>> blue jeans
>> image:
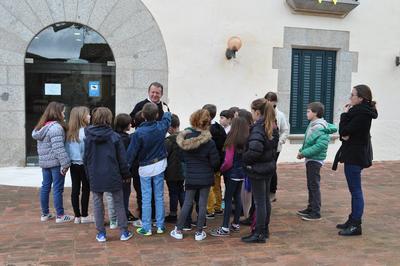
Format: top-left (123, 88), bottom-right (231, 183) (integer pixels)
top-left (344, 164), bottom-right (364, 220)
top-left (41, 166), bottom-right (65, 216)
top-left (140, 172), bottom-right (165, 231)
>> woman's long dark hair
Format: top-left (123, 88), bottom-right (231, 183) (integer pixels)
top-left (354, 84), bottom-right (377, 110)
top-left (35, 101), bottom-right (66, 130)
top-left (224, 117), bottom-right (249, 153)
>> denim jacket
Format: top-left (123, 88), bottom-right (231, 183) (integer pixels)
top-left (127, 112), bottom-right (171, 167)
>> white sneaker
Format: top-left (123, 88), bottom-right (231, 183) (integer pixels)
top-left (110, 220), bottom-right (118, 229)
top-left (56, 214), bottom-right (74, 223)
top-left (81, 215), bottom-right (94, 224)
top-left (132, 219), bottom-right (142, 228)
top-left (170, 227), bottom-right (183, 240)
top-left (195, 231), bottom-right (207, 241)
top-left (40, 213), bottom-right (54, 222)
top-left (74, 217), bottom-right (81, 224)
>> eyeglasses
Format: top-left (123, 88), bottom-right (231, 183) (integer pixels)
top-left (350, 93), bottom-right (358, 98)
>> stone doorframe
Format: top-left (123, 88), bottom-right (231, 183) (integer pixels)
top-left (272, 26), bottom-right (358, 137)
top-left (0, 0), bottom-right (168, 166)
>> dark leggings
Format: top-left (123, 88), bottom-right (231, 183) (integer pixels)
top-left (270, 152), bottom-right (280, 193)
top-left (222, 179), bottom-right (243, 228)
top-left (177, 187), bottom-right (210, 232)
top-left (250, 177), bottom-right (272, 235)
top-left (70, 164), bottom-right (90, 217)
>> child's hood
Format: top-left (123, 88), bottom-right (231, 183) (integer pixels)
top-left (85, 125), bottom-right (115, 143)
top-left (176, 129), bottom-right (212, 151)
top-left (310, 119), bottom-right (337, 135)
top-left (32, 121), bottom-right (57, 141)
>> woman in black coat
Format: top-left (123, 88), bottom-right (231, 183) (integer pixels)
top-left (241, 99), bottom-right (279, 243)
top-left (333, 84), bottom-right (378, 236)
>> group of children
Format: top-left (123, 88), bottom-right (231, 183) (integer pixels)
top-left (32, 91), bottom-right (337, 243)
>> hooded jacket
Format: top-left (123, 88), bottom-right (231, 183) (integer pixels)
top-left (165, 133), bottom-right (185, 182)
top-left (333, 102), bottom-right (378, 169)
top-left (243, 118), bottom-right (279, 180)
top-left (32, 121), bottom-right (70, 169)
top-left (177, 128), bottom-right (220, 189)
top-left (84, 125), bottom-right (130, 192)
top-left (299, 118), bottom-right (337, 161)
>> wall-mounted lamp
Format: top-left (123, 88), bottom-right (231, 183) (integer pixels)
top-left (396, 56), bottom-right (400, 66)
top-left (225, 36), bottom-right (242, 60)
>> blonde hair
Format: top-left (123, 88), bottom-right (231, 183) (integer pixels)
top-left (190, 109), bottom-right (211, 130)
top-left (67, 106), bottom-right (90, 142)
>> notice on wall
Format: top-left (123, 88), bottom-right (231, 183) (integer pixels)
top-left (88, 81), bottom-right (101, 97)
top-left (44, 83), bottom-right (61, 96)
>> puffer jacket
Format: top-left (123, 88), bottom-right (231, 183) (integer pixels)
top-left (177, 128), bottom-right (220, 189)
top-left (299, 119), bottom-right (337, 161)
top-left (243, 118), bottom-right (279, 180)
top-left (32, 121), bottom-right (70, 169)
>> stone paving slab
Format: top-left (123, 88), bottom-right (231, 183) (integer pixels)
top-left (0, 162), bottom-right (399, 265)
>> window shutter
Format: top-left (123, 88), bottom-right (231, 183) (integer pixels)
top-left (290, 49), bottom-right (336, 134)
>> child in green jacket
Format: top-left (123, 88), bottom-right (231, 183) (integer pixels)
top-left (296, 102), bottom-right (337, 221)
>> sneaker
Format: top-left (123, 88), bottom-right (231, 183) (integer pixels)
top-left (206, 213), bottom-right (215, 220)
top-left (56, 214), bottom-right (74, 223)
top-left (40, 213), bottom-right (55, 222)
top-left (120, 231), bottom-right (133, 241)
top-left (191, 221), bottom-right (207, 229)
top-left (136, 227), bottom-right (152, 236)
top-left (157, 227), bottom-right (166, 234)
top-left (81, 215), bottom-right (94, 224)
top-left (230, 223), bottom-right (240, 232)
top-left (296, 208), bottom-right (312, 217)
top-left (210, 227), bottom-right (230, 237)
top-left (182, 224), bottom-right (192, 231)
top-left (195, 231), bottom-right (207, 241)
top-left (96, 232), bottom-right (106, 242)
top-left (165, 215), bottom-right (178, 223)
top-left (132, 219), bottom-right (142, 228)
top-left (301, 213), bottom-right (322, 221)
top-left (127, 212), bottom-right (140, 223)
top-left (214, 210), bottom-right (223, 216)
top-left (170, 227), bottom-right (183, 240)
top-left (110, 220), bottom-right (118, 229)
top-left (74, 217), bottom-right (81, 224)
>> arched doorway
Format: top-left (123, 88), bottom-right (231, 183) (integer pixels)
top-left (25, 22), bottom-right (116, 165)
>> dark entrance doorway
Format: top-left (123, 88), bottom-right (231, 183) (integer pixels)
top-left (25, 22), bottom-right (116, 165)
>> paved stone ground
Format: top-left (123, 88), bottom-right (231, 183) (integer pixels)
top-left (0, 162), bottom-right (399, 266)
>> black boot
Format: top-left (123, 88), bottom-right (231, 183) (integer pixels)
top-left (264, 227), bottom-right (270, 239)
top-left (336, 215), bottom-right (351, 229)
top-left (338, 219), bottom-right (362, 236)
top-left (241, 233), bottom-right (266, 243)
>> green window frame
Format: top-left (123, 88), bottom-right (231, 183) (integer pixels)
top-left (289, 49), bottom-right (336, 134)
